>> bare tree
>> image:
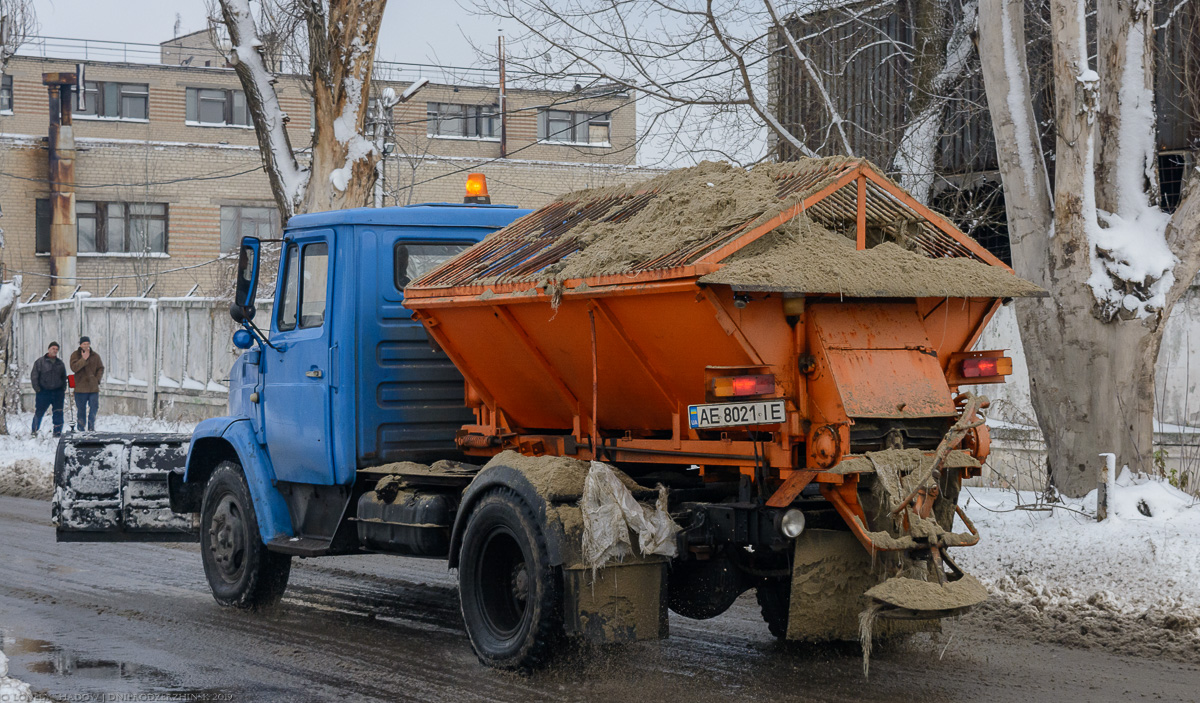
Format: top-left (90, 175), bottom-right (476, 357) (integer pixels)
top-left (0, 0), bottom-right (36, 72)
top-left (477, 0), bottom-right (991, 199)
top-left (477, 0), bottom-right (828, 164)
top-left (978, 0), bottom-right (1200, 496)
top-left (209, 0), bottom-right (387, 221)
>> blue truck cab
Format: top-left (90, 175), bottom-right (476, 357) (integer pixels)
top-left (184, 203), bottom-right (531, 548)
top-left (53, 201), bottom-right (528, 553)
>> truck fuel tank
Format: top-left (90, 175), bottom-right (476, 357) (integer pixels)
top-left (356, 482), bottom-right (455, 557)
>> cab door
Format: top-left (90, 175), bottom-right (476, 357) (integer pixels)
top-left (261, 231), bottom-right (336, 484)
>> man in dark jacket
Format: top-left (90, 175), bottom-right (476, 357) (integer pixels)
top-left (70, 336), bottom-right (104, 431)
top-left (31, 341), bottom-right (67, 436)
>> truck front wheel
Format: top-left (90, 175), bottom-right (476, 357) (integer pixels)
top-left (200, 462), bottom-right (291, 609)
top-left (458, 489), bottom-right (562, 671)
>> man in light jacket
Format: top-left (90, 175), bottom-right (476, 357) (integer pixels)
top-left (30, 341), bottom-right (67, 436)
top-left (70, 336), bottom-right (104, 431)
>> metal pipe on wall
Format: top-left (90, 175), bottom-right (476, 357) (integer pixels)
top-left (43, 71), bottom-right (78, 300)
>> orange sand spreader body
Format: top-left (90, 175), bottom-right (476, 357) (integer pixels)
top-left (404, 159), bottom-right (1034, 558)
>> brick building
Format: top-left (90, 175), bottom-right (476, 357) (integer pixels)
top-left (0, 34), bottom-right (656, 299)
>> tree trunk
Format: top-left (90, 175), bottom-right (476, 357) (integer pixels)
top-left (978, 0), bottom-right (1167, 496)
top-left (0, 280), bottom-right (21, 436)
top-left (1094, 0), bottom-right (1157, 215)
top-left (218, 0), bottom-right (386, 221)
top-left (1019, 289), bottom-right (1161, 495)
top-left (300, 0), bottom-right (386, 213)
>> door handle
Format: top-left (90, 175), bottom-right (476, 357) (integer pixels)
top-left (306, 368), bottom-right (323, 379)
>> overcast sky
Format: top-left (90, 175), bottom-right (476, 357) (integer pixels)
top-left (30, 0), bottom-right (507, 67)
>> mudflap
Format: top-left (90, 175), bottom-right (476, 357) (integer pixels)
top-left (786, 529), bottom-right (936, 642)
top-left (563, 561), bottom-right (670, 644)
top-left (52, 433), bottom-right (198, 542)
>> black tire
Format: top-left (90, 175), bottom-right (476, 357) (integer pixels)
top-left (200, 462), bottom-right (291, 609)
top-left (458, 489), bottom-right (563, 671)
top-left (757, 578), bottom-right (790, 639)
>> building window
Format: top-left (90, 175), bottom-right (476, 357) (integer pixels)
top-left (0, 74), bottom-right (12, 113)
top-left (538, 109), bottom-right (610, 144)
top-left (426, 102), bottom-right (499, 139)
top-left (35, 199), bottom-right (50, 253)
top-left (79, 81), bottom-right (149, 120)
top-left (220, 205), bottom-right (279, 253)
top-left (186, 87), bottom-right (250, 126)
top-left (36, 199), bottom-right (168, 254)
top-left (1159, 153), bottom-right (1190, 213)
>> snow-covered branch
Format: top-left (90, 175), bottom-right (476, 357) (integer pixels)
top-left (218, 0), bottom-right (310, 220)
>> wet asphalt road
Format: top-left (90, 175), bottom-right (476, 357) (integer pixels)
top-left (1, 495), bottom-right (1197, 703)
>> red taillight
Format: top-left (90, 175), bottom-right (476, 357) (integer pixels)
top-left (962, 356), bottom-right (1013, 378)
top-left (714, 374), bottom-right (775, 398)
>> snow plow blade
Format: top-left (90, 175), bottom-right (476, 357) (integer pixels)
top-left (866, 573), bottom-right (988, 618)
top-left (52, 433), bottom-right (198, 542)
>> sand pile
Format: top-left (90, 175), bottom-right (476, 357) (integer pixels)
top-left (486, 158), bottom-right (1042, 298)
top-left (482, 450), bottom-right (652, 502)
top-left (700, 216), bottom-right (1044, 298)
top-left (533, 160), bottom-right (789, 281)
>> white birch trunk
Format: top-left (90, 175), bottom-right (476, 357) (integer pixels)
top-left (978, 0), bottom-right (1200, 496)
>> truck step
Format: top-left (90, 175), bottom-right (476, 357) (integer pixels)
top-left (266, 535), bottom-right (336, 557)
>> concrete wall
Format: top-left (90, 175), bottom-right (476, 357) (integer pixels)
top-left (15, 296), bottom-right (241, 422)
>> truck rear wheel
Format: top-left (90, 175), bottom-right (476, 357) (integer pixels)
top-left (458, 489), bottom-right (562, 671)
top-left (757, 578), bottom-right (790, 639)
top-left (200, 462), bottom-right (291, 609)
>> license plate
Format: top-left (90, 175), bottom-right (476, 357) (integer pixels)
top-left (688, 400), bottom-right (786, 429)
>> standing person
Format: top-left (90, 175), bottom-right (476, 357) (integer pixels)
top-left (30, 341), bottom-right (67, 436)
top-left (70, 336), bottom-right (104, 432)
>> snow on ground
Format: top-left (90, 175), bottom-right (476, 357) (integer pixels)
top-left (0, 651), bottom-right (34, 702)
top-left (958, 472), bottom-right (1200, 660)
top-left (0, 413), bottom-right (197, 500)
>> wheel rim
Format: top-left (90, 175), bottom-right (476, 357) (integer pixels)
top-left (208, 491), bottom-right (247, 584)
top-left (474, 526), bottom-right (530, 640)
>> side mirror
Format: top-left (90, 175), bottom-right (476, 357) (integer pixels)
top-left (231, 237), bottom-right (261, 322)
top-left (232, 329), bottom-right (255, 350)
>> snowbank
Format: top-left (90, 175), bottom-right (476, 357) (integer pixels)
top-left (0, 413), bottom-right (197, 500)
top-left (959, 475), bottom-right (1200, 660)
top-left (0, 651), bottom-right (34, 702)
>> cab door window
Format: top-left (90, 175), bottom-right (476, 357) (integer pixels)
top-left (277, 244), bottom-right (300, 332)
top-left (299, 242), bottom-right (329, 328)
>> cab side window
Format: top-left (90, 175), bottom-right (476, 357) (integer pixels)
top-left (394, 242), bottom-right (471, 290)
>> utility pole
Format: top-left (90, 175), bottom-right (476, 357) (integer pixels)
top-left (43, 71), bottom-right (78, 300)
top-left (498, 33), bottom-right (507, 159)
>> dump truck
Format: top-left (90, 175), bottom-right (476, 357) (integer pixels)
top-left (53, 160), bottom-right (1042, 671)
